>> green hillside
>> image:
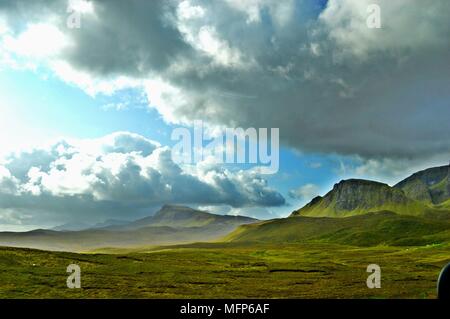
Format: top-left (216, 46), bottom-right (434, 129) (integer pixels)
top-left (225, 211), bottom-right (450, 246)
top-left (292, 179), bottom-right (427, 218)
top-left (395, 165), bottom-right (450, 205)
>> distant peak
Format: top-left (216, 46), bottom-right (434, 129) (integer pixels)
top-left (155, 204), bottom-right (205, 218)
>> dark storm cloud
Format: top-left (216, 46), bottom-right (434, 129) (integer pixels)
top-left (2, 0), bottom-right (449, 159)
top-left (0, 0), bottom-right (193, 75)
top-left (63, 0), bottom-right (194, 76)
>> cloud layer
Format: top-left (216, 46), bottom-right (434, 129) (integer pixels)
top-left (2, 0), bottom-right (449, 160)
top-left (1, 0), bottom-right (449, 226)
top-left (0, 132), bottom-right (284, 226)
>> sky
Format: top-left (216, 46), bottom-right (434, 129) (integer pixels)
top-left (0, 0), bottom-right (449, 230)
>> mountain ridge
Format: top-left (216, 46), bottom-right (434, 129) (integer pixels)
top-left (0, 205), bottom-right (259, 252)
top-left (394, 165), bottom-right (450, 205)
top-left (292, 165), bottom-right (450, 218)
top-left (291, 178), bottom-right (426, 218)
top-left (118, 204), bottom-right (257, 230)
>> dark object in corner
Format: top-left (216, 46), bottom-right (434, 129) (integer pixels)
top-left (438, 263), bottom-right (450, 299)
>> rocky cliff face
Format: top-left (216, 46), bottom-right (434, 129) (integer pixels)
top-left (292, 179), bottom-right (425, 218)
top-left (326, 179), bottom-right (411, 210)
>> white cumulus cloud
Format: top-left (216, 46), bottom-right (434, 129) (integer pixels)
top-left (0, 132), bottom-right (285, 226)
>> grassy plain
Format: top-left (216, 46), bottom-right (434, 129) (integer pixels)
top-left (0, 241), bottom-right (448, 299)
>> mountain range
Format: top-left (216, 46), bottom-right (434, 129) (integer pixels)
top-left (292, 165), bottom-right (450, 218)
top-left (0, 165), bottom-right (449, 252)
top-left (0, 205), bottom-right (257, 251)
top-left (225, 165), bottom-right (450, 245)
